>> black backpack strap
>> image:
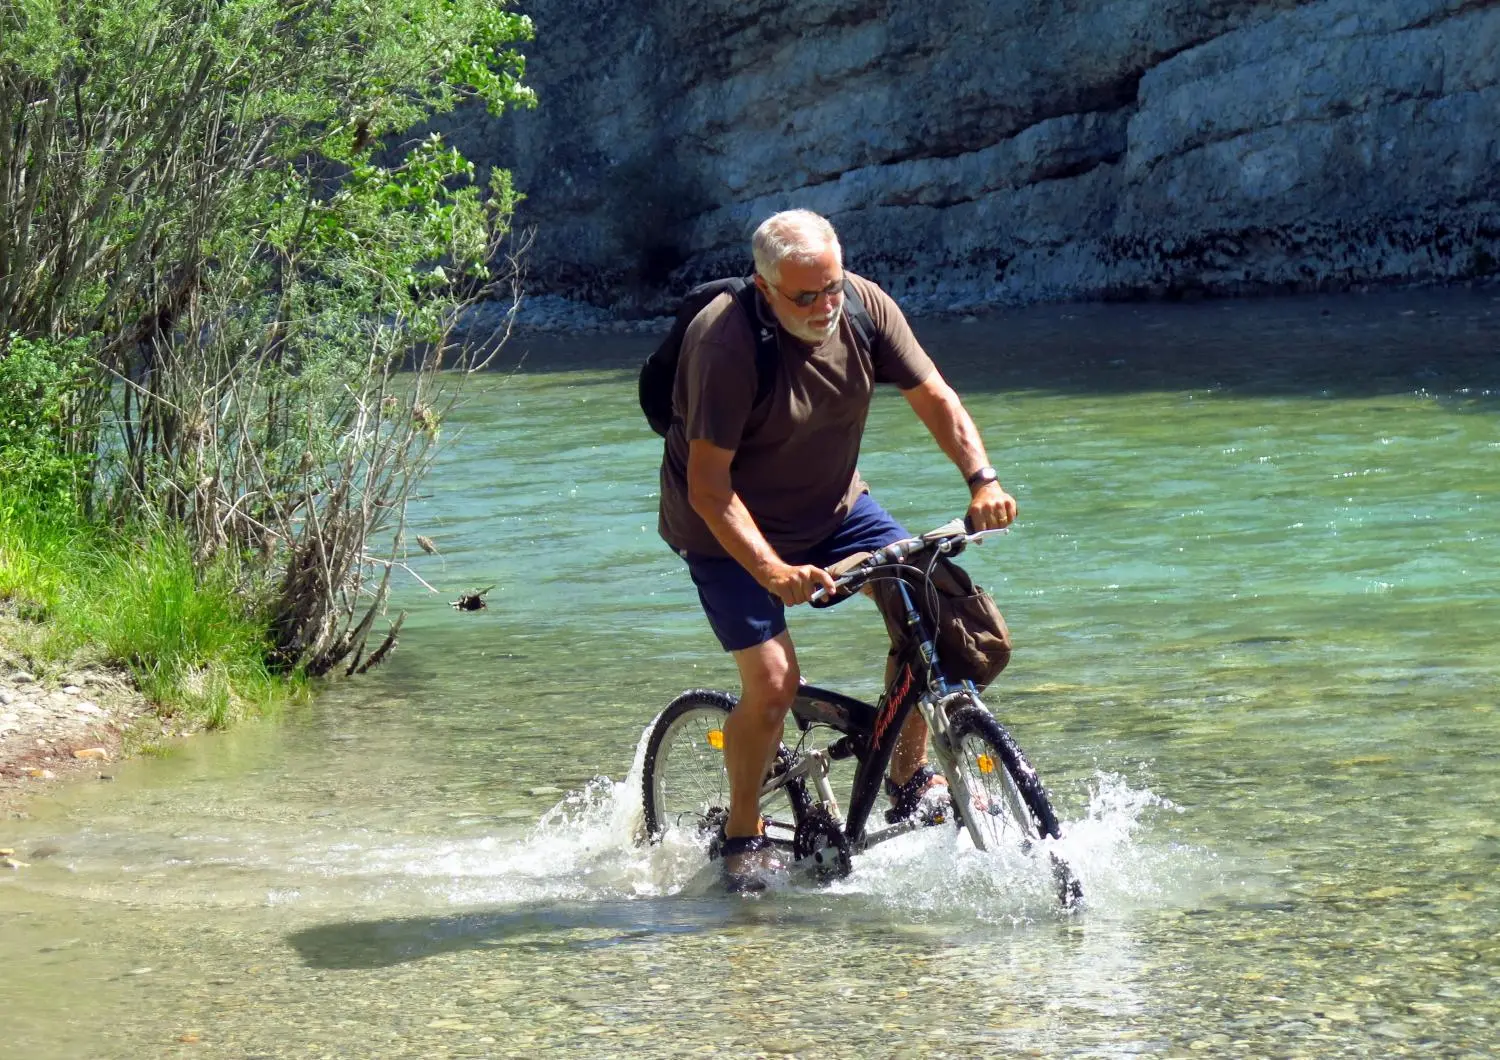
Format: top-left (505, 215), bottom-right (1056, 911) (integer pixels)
top-left (841, 278), bottom-right (879, 359)
top-left (730, 279), bottom-right (780, 409)
top-left (639, 276), bottom-right (750, 437)
top-left (735, 277), bottom-right (878, 410)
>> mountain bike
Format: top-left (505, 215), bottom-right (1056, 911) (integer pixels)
top-left (640, 519), bottom-right (1082, 907)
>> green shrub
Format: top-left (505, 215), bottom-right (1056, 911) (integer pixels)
top-left (0, 334), bottom-right (89, 515)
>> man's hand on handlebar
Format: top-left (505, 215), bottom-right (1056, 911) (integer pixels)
top-left (764, 562), bottom-right (838, 606)
top-left (967, 481), bottom-right (1018, 532)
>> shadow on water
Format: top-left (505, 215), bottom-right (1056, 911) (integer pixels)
top-left (286, 897), bottom-right (924, 970)
top-left (287, 902), bottom-right (698, 969)
top-left (480, 286), bottom-right (1500, 401)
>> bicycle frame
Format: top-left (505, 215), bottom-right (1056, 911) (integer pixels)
top-left (774, 573), bottom-right (977, 851)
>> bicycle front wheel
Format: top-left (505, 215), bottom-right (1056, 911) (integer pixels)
top-left (640, 690), bottom-right (807, 848)
top-left (943, 703), bottom-right (1062, 851)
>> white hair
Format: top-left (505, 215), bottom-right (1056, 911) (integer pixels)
top-left (751, 209), bottom-right (842, 282)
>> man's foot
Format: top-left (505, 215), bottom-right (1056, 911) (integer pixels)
top-left (884, 763), bottom-right (951, 825)
top-left (711, 833), bottom-right (788, 893)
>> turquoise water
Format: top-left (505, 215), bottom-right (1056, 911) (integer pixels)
top-left (1, 289), bottom-right (1497, 1057)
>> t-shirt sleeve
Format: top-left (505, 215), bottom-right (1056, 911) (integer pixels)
top-left (679, 333), bottom-right (756, 451)
top-left (853, 275), bottom-right (936, 390)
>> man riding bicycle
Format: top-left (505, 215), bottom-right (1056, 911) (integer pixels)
top-left (657, 209), bottom-right (1017, 890)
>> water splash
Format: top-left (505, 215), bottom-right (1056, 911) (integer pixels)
top-left (826, 770), bottom-right (1189, 922)
top-left (433, 764), bottom-right (1195, 921)
top-left (14, 725), bottom-right (1200, 923)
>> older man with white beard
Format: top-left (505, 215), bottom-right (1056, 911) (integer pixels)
top-left (656, 208), bottom-right (1017, 890)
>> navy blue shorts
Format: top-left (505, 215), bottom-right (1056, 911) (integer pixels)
top-left (679, 492), bottom-right (910, 652)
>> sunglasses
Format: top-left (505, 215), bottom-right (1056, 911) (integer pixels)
top-left (765, 274), bottom-right (845, 308)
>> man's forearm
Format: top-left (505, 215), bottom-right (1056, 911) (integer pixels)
top-left (690, 486), bottom-right (783, 585)
top-left (918, 383), bottom-right (992, 480)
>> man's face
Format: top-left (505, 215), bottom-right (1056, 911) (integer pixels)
top-left (756, 247), bottom-right (844, 344)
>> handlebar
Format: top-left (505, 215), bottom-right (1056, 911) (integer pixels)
top-left (808, 519), bottom-right (1008, 608)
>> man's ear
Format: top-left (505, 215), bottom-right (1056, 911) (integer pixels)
top-left (751, 272), bottom-right (769, 299)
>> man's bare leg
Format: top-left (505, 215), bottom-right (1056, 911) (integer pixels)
top-left (723, 631), bottom-right (800, 839)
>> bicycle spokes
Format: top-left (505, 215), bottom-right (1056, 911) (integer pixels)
top-left (954, 732), bottom-right (1033, 850)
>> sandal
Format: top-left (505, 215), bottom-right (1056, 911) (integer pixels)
top-left (710, 833), bottom-right (787, 893)
top-left (884, 764), bottom-right (951, 825)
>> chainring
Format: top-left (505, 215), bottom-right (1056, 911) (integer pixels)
top-left (792, 807), bottom-right (852, 880)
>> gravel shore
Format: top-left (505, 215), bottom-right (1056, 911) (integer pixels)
top-left (0, 620), bottom-right (158, 820)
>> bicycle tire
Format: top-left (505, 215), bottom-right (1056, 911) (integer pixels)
top-left (640, 690), bottom-right (809, 847)
top-left (943, 703), bottom-right (1062, 847)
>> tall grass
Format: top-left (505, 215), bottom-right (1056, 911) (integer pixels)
top-left (0, 504), bottom-right (295, 729)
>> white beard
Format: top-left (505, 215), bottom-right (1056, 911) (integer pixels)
top-left (788, 303), bottom-right (843, 345)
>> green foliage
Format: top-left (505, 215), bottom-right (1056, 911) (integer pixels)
top-left (1, 0), bottom-right (534, 340)
top-left (0, 334), bottom-right (89, 514)
top-left (1, 0), bottom-right (535, 677)
top-left (0, 505), bottom-right (290, 728)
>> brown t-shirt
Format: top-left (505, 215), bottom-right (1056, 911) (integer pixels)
top-left (657, 272), bottom-right (936, 558)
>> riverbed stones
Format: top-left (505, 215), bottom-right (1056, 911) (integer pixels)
top-left (0, 630), bottom-right (156, 815)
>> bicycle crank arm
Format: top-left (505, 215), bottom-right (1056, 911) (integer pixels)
top-left (854, 817), bottom-right (927, 851)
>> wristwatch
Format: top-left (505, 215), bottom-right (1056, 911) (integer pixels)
top-left (966, 465), bottom-right (999, 491)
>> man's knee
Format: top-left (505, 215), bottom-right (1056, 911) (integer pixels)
top-left (733, 637), bottom-right (801, 718)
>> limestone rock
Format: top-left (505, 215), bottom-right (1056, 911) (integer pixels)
top-left (439, 0), bottom-right (1500, 317)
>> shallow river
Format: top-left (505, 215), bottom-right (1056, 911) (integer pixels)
top-left (2, 289), bottom-right (1498, 1058)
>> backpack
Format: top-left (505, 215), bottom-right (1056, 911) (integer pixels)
top-left (638, 275), bottom-right (877, 437)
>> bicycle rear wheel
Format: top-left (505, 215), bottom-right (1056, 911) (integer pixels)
top-left (640, 690), bottom-right (808, 849)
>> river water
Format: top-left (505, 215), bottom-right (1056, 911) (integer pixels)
top-left (2, 288), bottom-right (1497, 1058)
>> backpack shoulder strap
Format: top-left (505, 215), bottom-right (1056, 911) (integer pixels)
top-left (730, 279), bottom-right (780, 408)
top-left (639, 276), bottom-right (750, 437)
top-left (841, 278), bottom-right (878, 357)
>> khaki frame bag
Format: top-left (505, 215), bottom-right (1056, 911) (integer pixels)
top-left (829, 552), bottom-right (1012, 692)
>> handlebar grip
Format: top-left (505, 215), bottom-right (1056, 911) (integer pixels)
top-left (810, 570), bottom-right (868, 608)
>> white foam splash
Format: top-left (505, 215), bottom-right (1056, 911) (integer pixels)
top-left (407, 764), bottom-right (1193, 921)
top-left (21, 746), bottom-right (1197, 921)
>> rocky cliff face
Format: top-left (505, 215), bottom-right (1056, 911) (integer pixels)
top-left (443, 0), bottom-right (1500, 315)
